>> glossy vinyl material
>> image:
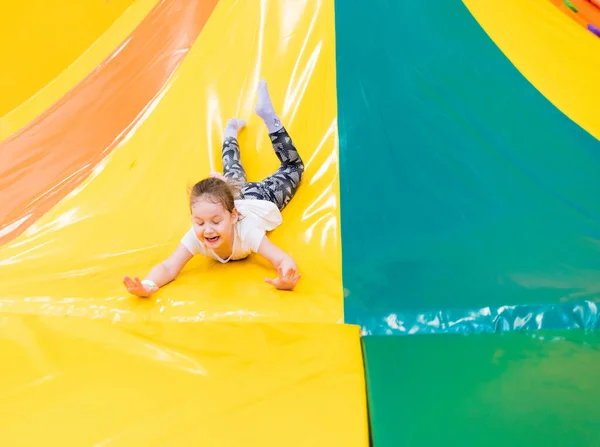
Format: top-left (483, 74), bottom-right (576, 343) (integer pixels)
top-left (0, 0), bottom-right (368, 444)
top-left (0, 0), bottom-right (344, 324)
top-left (362, 333), bottom-right (600, 446)
top-left (335, 0), bottom-right (600, 335)
top-left (0, 0), bottom-right (219, 246)
top-left (357, 301), bottom-right (600, 336)
top-left (0, 0), bottom-right (161, 140)
top-left (0, 0), bottom-right (137, 117)
top-left (0, 317), bottom-right (368, 446)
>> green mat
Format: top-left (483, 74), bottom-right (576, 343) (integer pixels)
top-left (362, 333), bottom-right (600, 446)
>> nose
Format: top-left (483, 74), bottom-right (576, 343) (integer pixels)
top-left (203, 226), bottom-right (217, 236)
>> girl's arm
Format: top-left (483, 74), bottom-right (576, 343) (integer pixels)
top-left (256, 235), bottom-right (301, 291)
top-left (123, 243), bottom-right (193, 297)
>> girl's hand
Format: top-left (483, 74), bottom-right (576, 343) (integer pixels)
top-left (265, 265), bottom-right (301, 291)
top-left (256, 236), bottom-right (301, 291)
top-left (123, 276), bottom-right (158, 297)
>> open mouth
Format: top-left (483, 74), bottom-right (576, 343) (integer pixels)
top-left (205, 236), bottom-right (220, 244)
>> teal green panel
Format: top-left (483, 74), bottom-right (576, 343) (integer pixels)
top-left (334, 0), bottom-right (600, 333)
top-left (362, 333), bottom-right (600, 446)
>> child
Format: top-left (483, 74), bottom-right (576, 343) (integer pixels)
top-left (123, 80), bottom-right (304, 297)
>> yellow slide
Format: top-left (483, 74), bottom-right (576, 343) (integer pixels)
top-left (0, 0), bottom-right (160, 137)
top-left (0, 0), bottom-right (369, 445)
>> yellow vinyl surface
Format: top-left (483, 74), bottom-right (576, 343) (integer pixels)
top-left (0, 0), bottom-right (140, 119)
top-left (0, 0), bottom-right (344, 324)
top-left (0, 0), bottom-right (160, 140)
top-left (0, 0), bottom-right (368, 444)
top-left (463, 0), bottom-right (600, 140)
top-left (0, 317), bottom-right (368, 446)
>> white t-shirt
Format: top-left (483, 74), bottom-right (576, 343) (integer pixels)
top-left (180, 199), bottom-right (282, 263)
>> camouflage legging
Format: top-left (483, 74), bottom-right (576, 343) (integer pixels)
top-left (221, 127), bottom-right (304, 211)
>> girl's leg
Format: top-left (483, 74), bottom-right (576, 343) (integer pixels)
top-left (221, 119), bottom-right (247, 184)
top-left (240, 81), bottom-right (304, 210)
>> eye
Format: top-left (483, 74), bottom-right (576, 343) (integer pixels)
top-left (212, 221), bottom-right (221, 225)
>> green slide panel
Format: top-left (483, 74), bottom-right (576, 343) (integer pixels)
top-left (362, 334), bottom-right (600, 446)
top-left (334, 0), bottom-right (600, 334)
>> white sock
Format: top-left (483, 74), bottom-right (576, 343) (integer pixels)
top-left (254, 79), bottom-right (282, 134)
top-left (224, 118), bottom-right (246, 139)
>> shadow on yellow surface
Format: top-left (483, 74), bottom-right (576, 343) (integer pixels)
top-left (0, 0), bottom-right (368, 444)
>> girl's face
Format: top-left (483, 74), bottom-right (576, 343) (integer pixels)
top-left (191, 198), bottom-right (238, 251)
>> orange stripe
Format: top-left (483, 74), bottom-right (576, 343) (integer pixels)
top-left (549, 0), bottom-right (600, 28)
top-left (0, 0), bottom-right (218, 246)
